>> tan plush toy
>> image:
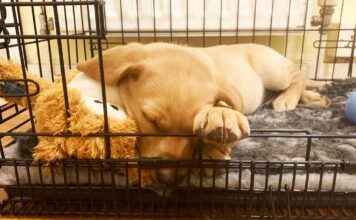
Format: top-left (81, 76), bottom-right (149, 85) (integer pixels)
top-left (0, 58), bottom-right (151, 186)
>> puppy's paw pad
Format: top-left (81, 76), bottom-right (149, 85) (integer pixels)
top-left (193, 107), bottom-right (250, 145)
top-left (206, 127), bottom-right (238, 143)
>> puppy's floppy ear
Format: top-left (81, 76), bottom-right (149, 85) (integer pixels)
top-left (216, 80), bottom-right (244, 112)
top-left (76, 43), bottom-right (147, 85)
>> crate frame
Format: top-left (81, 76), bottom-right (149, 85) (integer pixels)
top-left (0, 0), bottom-right (356, 218)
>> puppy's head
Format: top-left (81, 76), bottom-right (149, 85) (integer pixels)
top-left (77, 43), bottom-right (242, 184)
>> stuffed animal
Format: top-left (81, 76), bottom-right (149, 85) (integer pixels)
top-left (0, 58), bottom-right (152, 186)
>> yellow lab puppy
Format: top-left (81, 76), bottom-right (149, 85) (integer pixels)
top-left (77, 42), bottom-right (329, 184)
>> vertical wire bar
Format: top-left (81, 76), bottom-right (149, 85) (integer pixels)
top-left (94, 1), bottom-right (111, 158)
top-left (264, 162), bottom-right (270, 217)
top-left (125, 161), bottom-right (131, 216)
top-left (202, 0), bottom-right (206, 47)
top-left (331, 0), bottom-right (345, 79)
top-left (63, 1), bottom-right (72, 69)
top-left (53, 0), bottom-right (70, 131)
top-left (314, 163), bottom-right (325, 213)
top-left (186, 161), bottom-right (191, 215)
top-left (326, 164), bottom-right (338, 216)
top-left (284, 0), bottom-right (292, 57)
top-left (152, 0), bottom-right (156, 42)
top-left (72, 0), bottom-right (79, 63)
top-left (87, 160), bottom-right (94, 212)
top-left (199, 160), bottom-right (203, 216)
top-left (186, 0), bottom-right (189, 45)
top-left (169, 0), bottom-right (173, 42)
top-left (223, 161), bottom-right (230, 219)
top-left (0, 3), bottom-right (11, 60)
top-left (150, 172), bottom-right (155, 218)
top-left (98, 0), bottom-right (106, 40)
top-left (314, 0), bottom-right (328, 79)
top-left (62, 162), bottom-right (71, 213)
top-left (235, 0), bottom-right (240, 43)
top-left (268, 0), bottom-right (275, 47)
top-left (347, 25), bottom-right (356, 77)
top-left (30, 0), bottom-right (43, 78)
top-left (119, 0), bottom-right (125, 44)
top-left (49, 162), bottom-right (59, 210)
top-left (236, 161), bottom-right (242, 219)
top-left (218, 0), bottom-right (223, 45)
top-left (43, 4), bottom-right (55, 82)
top-left (174, 161), bottom-right (179, 217)
top-left (305, 137), bottom-right (312, 161)
top-left (15, 0), bottom-right (27, 69)
top-left (37, 163), bottom-right (48, 214)
top-left (103, 1), bottom-right (108, 49)
top-left (299, 162), bottom-right (310, 219)
top-left (86, 0), bottom-right (94, 57)
top-left (291, 162), bottom-right (297, 210)
top-left (284, 185), bottom-right (292, 220)
top-left (252, 0), bottom-right (257, 43)
top-left (299, 0), bottom-right (310, 69)
top-left (265, 162), bottom-right (270, 191)
top-left (75, 160), bottom-right (83, 213)
top-left (80, 1), bottom-right (87, 60)
top-left (13, 161), bottom-right (24, 210)
top-left (0, 140), bottom-right (5, 158)
top-left (138, 161), bottom-right (143, 218)
top-left (211, 165), bottom-right (216, 217)
top-left (25, 162), bottom-right (34, 208)
top-left (0, 165), bottom-right (3, 214)
top-left (278, 163), bottom-right (284, 191)
top-left (135, 0), bottom-right (140, 42)
top-left (99, 161), bottom-right (107, 211)
top-left (269, 186), bottom-right (277, 220)
top-left (11, 0), bottom-right (36, 132)
top-left (248, 161), bottom-right (255, 219)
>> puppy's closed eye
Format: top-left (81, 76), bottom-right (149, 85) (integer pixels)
top-left (142, 111), bottom-right (160, 130)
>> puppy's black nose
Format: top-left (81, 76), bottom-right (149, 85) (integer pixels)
top-left (157, 168), bottom-right (179, 186)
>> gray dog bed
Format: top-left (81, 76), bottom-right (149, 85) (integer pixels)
top-left (234, 78), bottom-right (356, 162)
top-left (1, 79), bottom-right (356, 192)
top-left (189, 78), bottom-right (356, 191)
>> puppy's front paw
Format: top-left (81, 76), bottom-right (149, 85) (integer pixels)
top-left (193, 107), bottom-right (250, 146)
top-left (0, 188), bottom-right (8, 204)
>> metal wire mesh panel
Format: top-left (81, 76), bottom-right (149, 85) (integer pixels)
top-left (0, 0), bottom-right (355, 219)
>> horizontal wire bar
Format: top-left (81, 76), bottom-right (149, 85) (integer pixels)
top-left (0, 1), bottom-right (101, 6)
top-left (1, 131), bottom-right (356, 138)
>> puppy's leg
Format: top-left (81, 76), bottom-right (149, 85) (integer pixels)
top-left (301, 90), bottom-right (331, 108)
top-left (248, 45), bottom-right (320, 112)
top-left (194, 106), bottom-right (250, 153)
top-left (306, 79), bottom-right (329, 89)
top-left (193, 106), bottom-right (250, 176)
top-left (0, 188), bottom-right (8, 204)
top-left (272, 70), bottom-right (306, 112)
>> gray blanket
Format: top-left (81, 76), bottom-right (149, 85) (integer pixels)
top-left (234, 78), bottom-right (356, 162)
top-left (190, 78), bottom-right (356, 191)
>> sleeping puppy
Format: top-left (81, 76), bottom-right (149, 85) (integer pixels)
top-left (76, 43), bottom-right (330, 184)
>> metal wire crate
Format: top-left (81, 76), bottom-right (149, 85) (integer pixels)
top-left (0, 0), bottom-right (356, 219)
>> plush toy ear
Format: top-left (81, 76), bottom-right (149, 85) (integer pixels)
top-left (76, 43), bottom-right (147, 85)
